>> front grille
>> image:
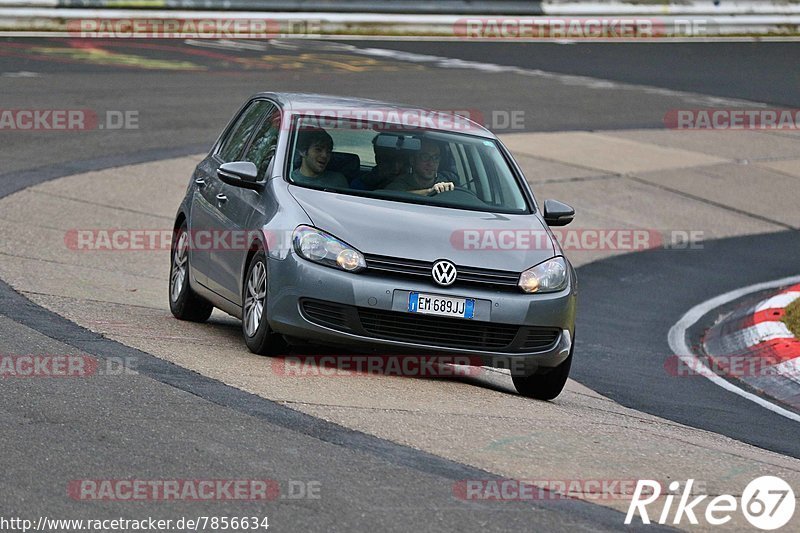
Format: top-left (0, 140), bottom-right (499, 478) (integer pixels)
top-left (357, 307), bottom-right (519, 350)
top-left (300, 298), bottom-right (561, 353)
top-left (521, 328), bottom-right (561, 350)
top-left (363, 254), bottom-right (519, 290)
top-left (300, 299), bottom-right (353, 331)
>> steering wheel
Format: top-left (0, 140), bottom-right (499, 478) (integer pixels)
top-left (427, 187), bottom-right (487, 208)
top-left (453, 186), bottom-right (482, 199)
top-left (429, 185), bottom-right (480, 198)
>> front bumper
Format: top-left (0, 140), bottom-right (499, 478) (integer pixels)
top-left (267, 251), bottom-right (576, 372)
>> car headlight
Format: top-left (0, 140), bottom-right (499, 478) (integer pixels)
top-left (292, 225), bottom-right (366, 273)
top-left (518, 257), bottom-right (568, 293)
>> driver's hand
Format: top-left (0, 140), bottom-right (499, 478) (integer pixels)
top-left (430, 182), bottom-right (455, 194)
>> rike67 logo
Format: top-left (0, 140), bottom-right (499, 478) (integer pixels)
top-left (625, 476), bottom-right (795, 530)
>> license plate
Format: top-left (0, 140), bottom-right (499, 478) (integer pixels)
top-left (408, 292), bottom-right (475, 319)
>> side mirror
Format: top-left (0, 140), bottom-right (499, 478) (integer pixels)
top-left (218, 161), bottom-right (263, 190)
top-left (543, 199), bottom-right (575, 226)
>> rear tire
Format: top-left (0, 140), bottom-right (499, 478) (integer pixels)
top-left (512, 350), bottom-right (572, 401)
top-left (169, 221), bottom-right (213, 322)
top-left (242, 251), bottom-right (285, 356)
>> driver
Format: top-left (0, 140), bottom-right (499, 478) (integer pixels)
top-left (385, 139), bottom-right (455, 196)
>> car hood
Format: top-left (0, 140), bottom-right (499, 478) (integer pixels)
top-left (289, 187), bottom-right (555, 272)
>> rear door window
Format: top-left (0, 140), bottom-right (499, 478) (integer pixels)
top-left (218, 100), bottom-right (272, 163)
top-left (242, 105), bottom-right (281, 179)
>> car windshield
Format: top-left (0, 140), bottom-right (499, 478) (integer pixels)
top-left (286, 114), bottom-right (531, 214)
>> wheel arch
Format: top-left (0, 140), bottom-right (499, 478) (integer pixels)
top-left (173, 209), bottom-right (187, 229)
top-left (241, 231), bottom-right (270, 295)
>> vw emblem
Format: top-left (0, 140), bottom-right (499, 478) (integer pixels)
top-left (432, 260), bottom-right (457, 287)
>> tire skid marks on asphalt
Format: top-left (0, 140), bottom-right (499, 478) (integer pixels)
top-left (267, 39), bottom-right (766, 108)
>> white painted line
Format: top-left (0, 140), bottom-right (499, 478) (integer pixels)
top-left (756, 291), bottom-right (800, 312)
top-left (9, 0), bottom-right (792, 17)
top-left (4, 7), bottom-right (800, 23)
top-left (668, 275), bottom-right (800, 424)
top-left (540, 1), bottom-right (800, 16)
top-left (3, 9), bottom-right (800, 37)
top-left (0, 71), bottom-right (40, 77)
top-left (0, 1), bottom-right (57, 6)
top-left (3, 31), bottom-right (800, 41)
top-left (1, 8), bottom-right (453, 23)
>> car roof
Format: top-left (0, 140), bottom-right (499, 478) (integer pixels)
top-left (252, 92), bottom-right (496, 138)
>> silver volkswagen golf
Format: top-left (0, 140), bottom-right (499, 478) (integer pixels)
top-left (169, 93), bottom-right (577, 399)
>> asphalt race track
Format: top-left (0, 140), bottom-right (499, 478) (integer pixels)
top-left (575, 230), bottom-right (800, 457)
top-left (1, 38), bottom-right (799, 531)
top-left (334, 41), bottom-right (800, 109)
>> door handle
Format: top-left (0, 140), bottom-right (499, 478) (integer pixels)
top-left (194, 177), bottom-right (206, 187)
top-left (216, 193), bottom-right (228, 203)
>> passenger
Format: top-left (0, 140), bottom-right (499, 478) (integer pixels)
top-left (385, 140), bottom-right (455, 195)
top-left (351, 135), bottom-right (406, 190)
top-left (291, 128), bottom-right (349, 189)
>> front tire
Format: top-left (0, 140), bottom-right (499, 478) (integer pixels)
top-left (512, 351), bottom-right (572, 401)
top-left (242, 251), bottom-right (284, 355)
top-left (169, 221), bottom-right (213, 322)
